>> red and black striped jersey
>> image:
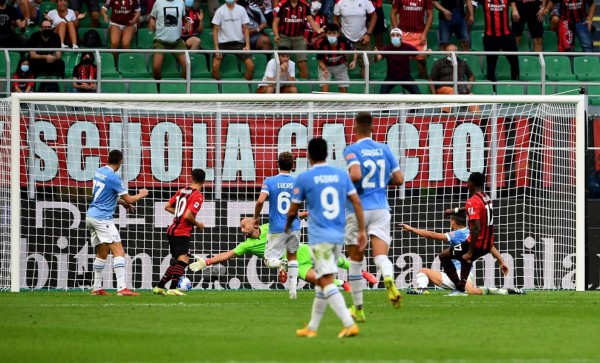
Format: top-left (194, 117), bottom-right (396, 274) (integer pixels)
top-left (304, 14), bottom-right (326, 45)
top-left (316, 37), bottom-right (353, 66)
top-left (558, 0), bottom-right (593, 23)
top-left (466, 192), bottom-right (494, 250)
top-left (391, 0), bottom-right (432, 34)
top-left (482, 0), bottom-right (513, 36)
top-left (275, 0), bottom-right (312, 37)
top-left (182, 8), bottom-right (202, 36)
top-left (166, 187), bottom-right (204, 237)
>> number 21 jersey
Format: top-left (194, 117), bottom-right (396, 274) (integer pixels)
top-left (167, 187), bottom-right (204, 237)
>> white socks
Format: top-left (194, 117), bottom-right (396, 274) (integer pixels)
top-left (348, 260), bottom-right (363, 308)
top-left (374, 255), bottom-right (394, 278)
top-left (416, 272), bottom-right (429, 289)
top-left (113, 256), bottom-right (126, 291)
top-left (323, 283), bottom-right (354, 328)
top-left (308, 286), bottom-right (327, 331)
top-left (288, 260), bottom-right (298, 296)
top-left (93, 257), bottom-right (106, 290)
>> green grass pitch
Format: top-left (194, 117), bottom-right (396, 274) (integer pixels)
top-left (0, 290), bottom-right (599, 362)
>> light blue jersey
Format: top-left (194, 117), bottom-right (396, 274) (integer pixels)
top-left (261, 173), bottom-right (300, 233)
top-left (291, 164), bottom-right (356, 245)
top-left (446, 227), bottom-right (470, 270)
top-left (343, 138), bottom-right (400, 211)
top-left (87, 166), bottom-right (128, 220)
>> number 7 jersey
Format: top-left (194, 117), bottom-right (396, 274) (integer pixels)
top-left (343, 137), bottom-right (400, 211)
top-left (166, 187), bottom-right (204, 237)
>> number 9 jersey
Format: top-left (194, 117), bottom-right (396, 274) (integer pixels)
top-left (166, 187), bottom-right (204, 237)
top-left (343, 138), bottom-right (400, 211)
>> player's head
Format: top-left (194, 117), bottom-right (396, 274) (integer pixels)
top-left (355, 111), bottom-right (373, 136)
top-left (107, 149), bottom-right (123, 168)
top-left (467, 172), bottom-right (485, 192)
top-left (307, 138), bottom-right (328, 165)
top-left (450, 211), bottom-right (467, 230)
top-left (277, 152), bottom-right (294, 172)
top-left (240, 218), bottom-right (260, 239)
top-left (191, 168), bottom-right (206, 185)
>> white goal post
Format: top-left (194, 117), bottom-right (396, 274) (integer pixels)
top-left (2, 93), bottom-right (587, 292)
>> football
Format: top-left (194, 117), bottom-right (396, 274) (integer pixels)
top-left (178, 276), bottom-right (192, 292)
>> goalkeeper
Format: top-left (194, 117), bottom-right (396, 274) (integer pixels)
top-left (190, 218), bottom-right (377, 289)
top-left (399, 211), bottom-right (525, 296)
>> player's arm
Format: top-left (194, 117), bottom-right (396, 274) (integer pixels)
top-left (120, 189), bottom-right (149, 205)
top-left (348, 193), bottom-right (367, 251)
top-left (253, 191), bottom-right (268, 224)
top-left (390, 170), bottom-right (404, 185)
top-left (298, 211), bottom-right (309, 219)
top-left (184, 209), bottom-right (205, 230)
top-left (190, 250), bottom-right (238, 271)
top-left (348, 164), bottom-right (362, 182)
top-left (285, 202), bottom-right (300, 233)
top-left (443, 206), bottom-right (466, 217)
top-left (164, 201), bottom-right (176, 214)
top-left (399, 223), bottom-right (448, 241)
top-left (490, 246), bottom-right (509, 276)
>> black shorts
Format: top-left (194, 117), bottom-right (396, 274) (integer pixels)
top-left (449, 242), bottom-right (491, 262)
top-left (167, 234), bottom-right (191, 258)
top-left (371, 7), bottom-right (387, 34)
top-left (71, 0), bottom-right (100, 13)
top-left (512, 3), bottom-right (544, 38)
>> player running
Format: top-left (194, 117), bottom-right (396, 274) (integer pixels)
top-left (287, 137), bottom-right (367, 339)
top-left (400, 212), bottom-right (525, 295)
top-left (87, 149), bottom-right (148, 296)
top-left (189, 219), bottom-right (377, 289)
top-left (442, 172), bottom-right (495, 295)
top-left (153, 169), bottom-right (206, 296)
top-left (343, 111), bottom-right (405, 322)
top-left (253, 152), bottom-right (302, 299)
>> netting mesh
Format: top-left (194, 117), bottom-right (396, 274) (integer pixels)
top-left (0, 98), bottom-right (580, 291)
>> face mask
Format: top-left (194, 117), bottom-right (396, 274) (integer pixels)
top-left (20, 65), bottom-right (29, 72)
top-left (327, 36), bottom-right (337, 44)
top-left (83, 57), bottom-right (93, 65)
top-left (185, 0), bottom-right (193, 7)
top-left (225, 0), bottom-right (235, 4)
top-left (391, 37), bottom-right (401, 46)
top-left (42, 29), bottom-right (53, 37)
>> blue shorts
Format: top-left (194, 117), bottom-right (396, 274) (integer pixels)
top-left (438, 9), bottom-right (469, 44)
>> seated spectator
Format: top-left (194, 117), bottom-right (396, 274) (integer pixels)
top-left (433, 0), bottom-right (473, 50)
top-left (0, 0), bottom-right (27, 48)
top-left (149, 0), bottom-right (190, 80)
top-left (253, 0), bottom-right (274, 27)
top-left (316, 23), bottom-right (356, 93)
top-left (181, 0), bottom-right (203, 50)
top-left (256, 46), bottom-right (297, 93)
top-left (28, 19), bottom-right (66, 79)
top-left (46, 0), bottom-right (85, 48)
top-left (101, 0), bottom-right (141, 59)
top-left (11, 57), bottom-right (34, 93)
top-left (239, 0), bottom-right (272, 51)
top-left (212, 0), bottom-right (254, 80)
top-left (373, 28), bottom-right (420, 94)
top-left (304, 1), bottom-right (327, 49)
top-left (71, 0), bottom-right (100, 28)
top-left (17, 0), bottom-right (41, 27)
top-left (71, 52), bottom-right (97, 92)
top-left (544, 0), bottom-right (595, 52)
top-left (429, 44), bottom-right (479, 113)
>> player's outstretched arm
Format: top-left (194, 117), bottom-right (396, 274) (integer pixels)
top-left (443, 206), bottom-right (465, 217)
top-left (121, 188), bottom-right (149, 205)
top-left (190, 250), bottom-right (237, 272)
top-left (400, 223), bottom-right (448, 241)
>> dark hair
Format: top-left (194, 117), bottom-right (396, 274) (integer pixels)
top-left (468, 172), bottom-right (485, 188)
top-left (191, 168), bottom-right (206, 184)
top-left (451, 211), bottom-right (467, 226)
top-left (108, 149), bottom-right (123, 164)
top-left (277, 152), bottom-right (294, 171)
top-left (15, 57), bottom-right (31, 77)
top-left (355, 111), bottom-right (373, 134)
top-left (326, 22), bottom-right (339, 32)
top-left (308, 138), bottom-right (328, 162)
top-left (278, 46), bottom-right (290, 52)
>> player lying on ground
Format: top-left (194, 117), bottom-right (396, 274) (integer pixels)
top-left (153, 169), bottom-right (206, 296)
top-left (400, 211), bottom-right (525, 295)
top-left (189, 220), bottom-right (377, 288)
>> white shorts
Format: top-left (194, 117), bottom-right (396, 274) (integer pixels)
top-left (109, 21), bottom-right (137, 31)
top-left (86, 217), bottom-right (121, 247)
top-left (441, 272), bottom-right (474, 290)
top-left (309, 243), bottom-right (342, 279)
top-left (264, 230), bottom-right (300, 259)
top-left (344, 209), bottom-right (391, 245)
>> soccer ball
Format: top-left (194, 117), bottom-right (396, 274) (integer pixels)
top-left (178, 276), bottom-right (192, 292)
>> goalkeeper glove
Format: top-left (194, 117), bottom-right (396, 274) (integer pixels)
top-left (189, 255), bottom-right (208, 272)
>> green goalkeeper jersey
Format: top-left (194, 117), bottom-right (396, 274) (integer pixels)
top-left (233, 224), bottom-right (269, 257)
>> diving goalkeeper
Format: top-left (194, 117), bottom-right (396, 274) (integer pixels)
top-left (189, 218), bottom-right (377, 289)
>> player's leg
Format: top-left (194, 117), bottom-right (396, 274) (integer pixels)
top-left (87, 218), bottom-right (109, 295)
top-left (344, 212), bottom-right (366, 319)
top-left (164, 236), bottom-right (190, 296)
top-left (106, 240), bottom-right (139, 296)
top-left (439, 245), bottom-right (462, 289)
top-left (285, 231), bottom-right (301, 299)
top-left (370, 209), bottom-right (401, 308)
top-left (408, 268), bottom-right (440, 294)
top-left (155, 256), bottom-right (176, 295)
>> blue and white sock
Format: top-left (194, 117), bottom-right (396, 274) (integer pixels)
top-left (307, 286), bottom-right (327, 331)
top-left (113, 256), bottom-right (126, 291)
top-left (349, 260), bottom-right (363, 308)
top-left (93, 258), bottom-right (106, 290)
top-left (288, 260), bottom-right (298, 296)
top-left (374, 255), bottom-right (394, 279)
top-left (324, 283), bottom-right (354, 328)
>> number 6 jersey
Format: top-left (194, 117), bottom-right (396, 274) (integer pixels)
top-left (166, 187), bottom-right (204, 237)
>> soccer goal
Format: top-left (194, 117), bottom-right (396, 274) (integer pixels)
top-left (0, 93), bottom-right (587, 292)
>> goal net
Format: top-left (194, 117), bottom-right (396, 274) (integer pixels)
top-left (0, 93), bottom-right (586, 292)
